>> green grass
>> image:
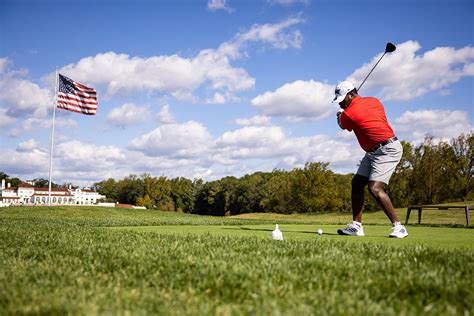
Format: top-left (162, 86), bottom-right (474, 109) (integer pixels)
top-left (112, 224), bottom-right (474, 250)
top-left (0, 205), bottom-right (264, 227)
top-left (1, 205), bottom-right (473, 315)
top-left (235, 201), bottom-right (473, 226)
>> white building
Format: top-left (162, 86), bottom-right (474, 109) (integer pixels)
top-left (0, 179), bottom-right (106, 206)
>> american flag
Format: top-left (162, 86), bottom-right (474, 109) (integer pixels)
top-left (57, 74), bottom-right (98, 115)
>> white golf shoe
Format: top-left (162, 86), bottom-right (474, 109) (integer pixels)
top-left (389, 224), bottom-right (408, 238)
top-left (337, 222), bottom-right (365, 236)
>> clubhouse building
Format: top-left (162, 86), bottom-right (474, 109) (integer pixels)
top-left (0, 179), bottom-right (106, 206)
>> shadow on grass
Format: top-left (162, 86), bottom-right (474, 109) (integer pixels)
top-left (219, 226), bottom-right (381, 237)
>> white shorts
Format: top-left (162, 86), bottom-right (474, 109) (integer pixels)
top-left (356, 140), bottom-right (403, 184)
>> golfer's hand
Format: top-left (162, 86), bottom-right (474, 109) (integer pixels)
top-left (336, 110), bottom-right (344, 129)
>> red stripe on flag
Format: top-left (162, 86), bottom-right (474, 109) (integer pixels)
top-left (58, 92), bottom-right (98, 106)
top-left (73, 89), bottom-right (97, 97)
top-left (57, 100), bottom-right (98, 112)
top-left (57, 101), bottom-right (97, 115)
top-left (74, 81), bottom-right (95, 90)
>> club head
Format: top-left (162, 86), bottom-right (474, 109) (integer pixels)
top-left (385, 42), bottom-right (396, 53)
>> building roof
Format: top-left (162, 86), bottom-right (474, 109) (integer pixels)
top-left (2, 186), bottom-right (102, 196)
top-left (33, 194), bottom-right (73, 197)
top-left (34, 187), bottom-right (70, 192)
top-left (18, 182), bottom-right (34, 188)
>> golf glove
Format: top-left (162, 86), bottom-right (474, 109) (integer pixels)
top-left (336, 109), bottom-right (344, 129)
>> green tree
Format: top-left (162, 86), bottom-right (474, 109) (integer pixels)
top-left (333, 173), bottom-right (352, 212)
top-left (234, 173), bottom-right (268, 214)
top-left (289, 162), bottom-right (341, 213)
top-left (451, 132), bottom-right (474, 201)
top-left (260, 169), bottom-right (292, 214)
top-left (408, 136), bottom-right (459, 204)
top-left (33, 178), bottom-right (49, 187)
top-left (136, 194), bottom-right (153, 209)
top-left (387, 141), bottom-right (414, 208)
top-left (169, 177), bottom-right (197, 213)
top-left (195, 180), bottom-right (222, 216)
top-left (216, 176), bottom-right (239, 215)
top-left (435, 141), bottom-right (461, 202)
top-left (93, 178), bottom-right (119, 202)
top-left (142, 174), bottom-right (173, 210)
top-left (116, 175), bottom-right (144, 205)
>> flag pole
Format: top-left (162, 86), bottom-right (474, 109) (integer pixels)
top-left (48, 68), bottom-right (59, 205)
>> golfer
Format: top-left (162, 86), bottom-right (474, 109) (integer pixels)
top-left (333, 81), bottom-right (408, 238)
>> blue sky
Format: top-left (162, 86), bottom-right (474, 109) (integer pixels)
top-left (1, 0), bottom-right (473, 186)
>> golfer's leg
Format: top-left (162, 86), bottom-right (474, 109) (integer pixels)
top-left (352, 174), bottom-right (368, 222)
top-left (368, 181), bottom-right (399, 223)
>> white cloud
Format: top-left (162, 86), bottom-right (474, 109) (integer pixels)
top-left (251, 41), bottom-right (473, 123)
top-left (16, 139), bottom-right (44, 153)
top-left (234, 115), bottom-right (272, 126)
top-left (54, 140), bottom-right (127, 174)
top-left (107, 103), bottom-right (150, 127)
top-left (463, 63), bottom-right (474, 75)
top-left (0, 73), bottom-right (52, 118)
top-left (207, 0), bottom-right (234, 12)
top-left (214, 124), bottom-right (361, 172)
top-left (57, 18), bottom-right (304, 104)
top-left (336, 129), bottom-right (355, 141)
top-left (3, 121), bottom-right (364, 184)
top-left (251, 80), bottom-right (335, 121)
top-left (128, 121), bottom-right (214, 158)
top-left (157, 104), bottom-right (175, 124)
top-left (347, 41), bottom-right (474, 100)
top-left (0, 148), bottom-right (49, 175)
top-left (205, 91), bottom-right (240, 104)
top-left (59, 52), bottom-right (206, 96)
top-left (0, 58), bottom-right (56, 137)
top-left (9, 117), bottom-right (77, 137)
top-left (0, 58), bottom-right (10, 73)
top-left (206, 92), bottom-right (227, 104)
top-left (0, 108), bottom-right (16, 127)
top-left (238, 18), bottom-right (303, 49)
top-left (17, 140), bottom-right (130, 185)
top-left (218, 126), bottom-right (286, 149)
top-left (124, 117), bottom-right (356, 181)
top-left (218, 17), bottom-right (304, 59)
top-left (1, 137), bottom-right (212, 184)
top-left (394, 109), bottom-right (473, 142)
top-left (267, 0), bottom-right (310, 6)
top-left (58, 50), bottom-right (251, 101)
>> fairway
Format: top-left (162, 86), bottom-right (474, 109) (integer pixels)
top-left (112, 224), bottom-right (474, 250)
top-left (1, 206), bottom-right (473, 315)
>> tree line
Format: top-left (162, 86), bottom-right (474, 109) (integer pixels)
top-left (0, 173), bottom-right (63, 189)
top-left (92, 132), bottom-right (473, 215)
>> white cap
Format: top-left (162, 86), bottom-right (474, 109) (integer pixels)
top-left (332, 81), bottom-right (355, 103)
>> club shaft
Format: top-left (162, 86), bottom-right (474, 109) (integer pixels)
top-left (357, 52), bottom-right (387, 91)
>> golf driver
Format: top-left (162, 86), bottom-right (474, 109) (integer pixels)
top-left (357, 42), bottom-right (396, 91)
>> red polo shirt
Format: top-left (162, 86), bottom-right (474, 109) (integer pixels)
top-left (339, 96), bottom-right (395, 152)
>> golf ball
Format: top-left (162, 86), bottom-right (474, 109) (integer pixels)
top-left (317, 229), bottom-right (323, 235)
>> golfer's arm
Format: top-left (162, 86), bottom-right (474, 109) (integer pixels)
top-left (338, 112), bottom-right (353, 131)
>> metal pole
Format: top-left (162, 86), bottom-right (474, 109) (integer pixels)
top-left (48, 69), bottom-right (59, 205)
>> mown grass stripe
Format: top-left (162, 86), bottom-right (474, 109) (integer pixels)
top-left (1, 206), bottom-right (473, 315)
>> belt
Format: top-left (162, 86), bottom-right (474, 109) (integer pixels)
top-left (369, 136), bottom-right (398, 152)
